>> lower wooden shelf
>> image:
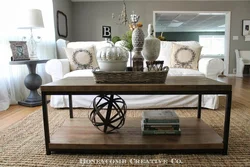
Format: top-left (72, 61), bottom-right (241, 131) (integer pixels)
top-left (49, 117), bottom-right (223, 153)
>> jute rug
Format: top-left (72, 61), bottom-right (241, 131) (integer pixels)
top-left (0, 98), bottom-right (250, 167)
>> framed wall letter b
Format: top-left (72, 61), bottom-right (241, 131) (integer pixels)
top-left (242, 20), bottom-right (250, 36)
top-left (9, 41), bottom-right (30, 61)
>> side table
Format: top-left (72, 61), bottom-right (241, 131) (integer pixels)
top-left (9, 59), bottom-right (49, 107)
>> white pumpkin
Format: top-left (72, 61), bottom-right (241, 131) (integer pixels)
top-left (98, 45), bottom-right (128, 61)
top-left (97, 42), bottom-right (129, 71)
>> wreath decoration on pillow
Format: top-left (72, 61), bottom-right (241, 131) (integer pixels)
top-left (72, 49), bottom-right (93, 69)
top-left (173, 47), bottom-right (196, 69)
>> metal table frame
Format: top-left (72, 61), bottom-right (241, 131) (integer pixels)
top-left (41, 78), bottom-right (232, 155)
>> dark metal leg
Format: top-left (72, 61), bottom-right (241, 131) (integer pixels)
top-left (197, 94), bottom-right (202, 119)
top-left (42, 92), bottom-right (51, 155)
top-left (69, 94), bottom-right (73, 118)
top-left (223, 91), bottom-right (232, 155)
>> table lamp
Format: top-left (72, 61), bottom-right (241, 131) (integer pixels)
top-left (18, 9), bottom-right (44, 60)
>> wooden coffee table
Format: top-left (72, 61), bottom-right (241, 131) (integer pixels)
top-left (41, 76), bottom-right (232, 155)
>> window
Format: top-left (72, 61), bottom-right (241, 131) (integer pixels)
top-left (199, 35), bottom-right (225, 56)
top-left (0, 0), bottom-right (55, 109)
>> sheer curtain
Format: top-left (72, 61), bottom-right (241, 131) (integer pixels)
top-left (0, 0), bottom-right (56, 111)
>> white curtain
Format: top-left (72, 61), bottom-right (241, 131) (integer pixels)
top-left (0, 0), bottom-right (56, 111)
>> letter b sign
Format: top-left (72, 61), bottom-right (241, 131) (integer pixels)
top-left (102, 26), bottom-right (111, 39)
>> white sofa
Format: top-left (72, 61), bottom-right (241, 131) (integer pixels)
top-left (45, 39), bottom-right (224, 109)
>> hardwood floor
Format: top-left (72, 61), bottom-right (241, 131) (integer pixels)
top-left (0, 105), bottom-right (41, 131)
top-left (217, 76), bottom-right (250, 107)
top-left (0, 76), bottom-right (249, 131)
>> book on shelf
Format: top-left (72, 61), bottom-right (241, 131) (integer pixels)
top-left (142, 122), bottom-right (180, 126)
top-left (142, 128), bottom-right (181, 135)
top-left (141, 120), bottom-right (180, 130)
top-left (142, 125), bottom-right (180, 131)
top-left (142, 110), bottom-right (179, 123)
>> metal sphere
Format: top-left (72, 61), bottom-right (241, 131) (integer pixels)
top-left (89, 94), bottom-right (127, 133)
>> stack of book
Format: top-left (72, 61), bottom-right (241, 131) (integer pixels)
top-left (141, 110), bottom-right (181, 135)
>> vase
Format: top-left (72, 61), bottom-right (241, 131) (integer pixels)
top-left (142, 24), bottom-right (161, 62)
top-left (132, 27), bottom-right (144, 71)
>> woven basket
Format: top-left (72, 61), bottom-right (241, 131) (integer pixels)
top-left (92, 67), bottom-right (169, 84)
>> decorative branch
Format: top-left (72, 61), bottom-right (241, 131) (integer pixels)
top-left (112, 0), bottom-right (129, 25)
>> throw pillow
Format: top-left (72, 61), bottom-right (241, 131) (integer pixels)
top-left (170, 43), bottom-right (202, 70)
top-left (64, 46), bottom-right (98, 71)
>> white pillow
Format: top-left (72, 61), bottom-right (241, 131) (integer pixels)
top-left (170, 43), bottom-right (202, 70)
top-left (157, 41), bottom-right (201, 67)
top-left (63, 46), bottom-right (98, 71)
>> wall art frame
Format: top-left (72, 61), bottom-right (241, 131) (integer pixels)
top-left (9, 41), bottom-right (30, 61)
top-left (57, 10), bottom-right (68, 38)
top-left (242, 20), bottom-right (250, 36)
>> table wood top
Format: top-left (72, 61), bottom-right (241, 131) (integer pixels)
top-left (41, 76), bottom-right (232, 94)
top-left (9, 59), bottom-right (49, 65)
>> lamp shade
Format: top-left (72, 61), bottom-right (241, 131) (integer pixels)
top-left (18, 9), bottom-right (44, 29)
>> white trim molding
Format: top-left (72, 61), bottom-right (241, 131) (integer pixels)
top-left (153, 11), bottom-right (231, 75)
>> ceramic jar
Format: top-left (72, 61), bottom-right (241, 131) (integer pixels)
top-left (132, 27), bottom-right (145, 71)
top-left (97, 43), bottom-right (129, 71)
top-left (132, 27), bottom-right (145, 49)
top-left (142, 24), bottom-right (161, 61)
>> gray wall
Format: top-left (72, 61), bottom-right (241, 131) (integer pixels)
top-left (155, 32), bottom-right (225, 41)
top-left (53, 0), bottom-right (73, 41)
top-left (58, 1), bottom-right (250, 74)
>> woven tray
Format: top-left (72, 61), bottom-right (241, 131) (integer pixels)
top-left (92, 67), bottom-right (169, 84)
